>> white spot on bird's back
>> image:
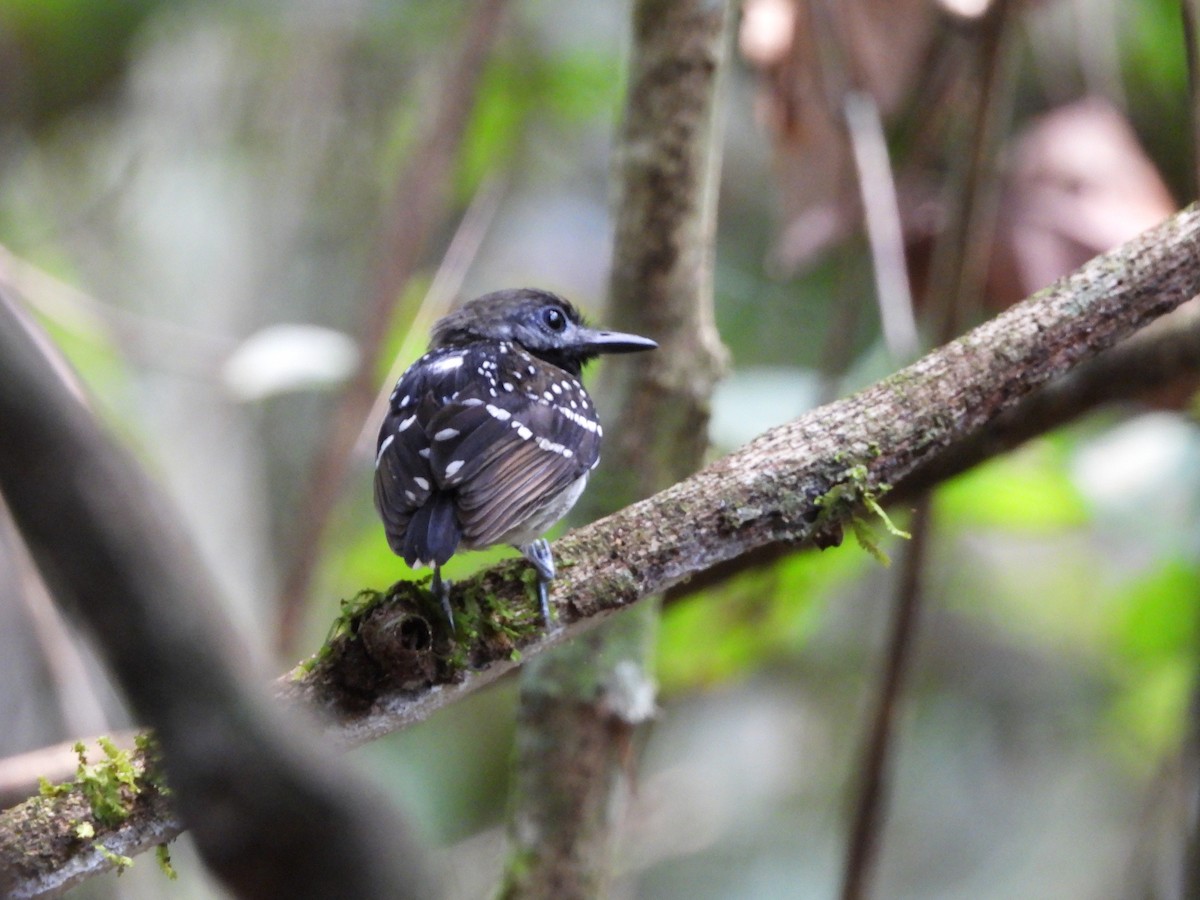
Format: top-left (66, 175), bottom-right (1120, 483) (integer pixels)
top-left (487, 403), bottom-right (511, 421)
top-left (398, 415), bottom-right (416, 432)
top-left (444, 459), bottom-right (464, 478)
top-left (517, 425), bottom-right (532, 440)
top-left (430, 354), bottom-right (464, 373)
top-left (414, 476), bottom-right (430, 490)
top-left (434, 427), bottom-right (460, 441)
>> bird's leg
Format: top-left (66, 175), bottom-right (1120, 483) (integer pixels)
top-left (520, 539), bottom-right (556, 627)
top-left (431, 564), bottom-right (454, 632)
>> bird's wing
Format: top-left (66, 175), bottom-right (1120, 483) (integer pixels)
top-left (375, 346), bottom-right (602, 554)
top-left (373, 350), bottom-right (473, 555)
top-left (426, 380), bottom-right (600, 548)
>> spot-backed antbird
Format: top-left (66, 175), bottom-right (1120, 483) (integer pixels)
top-left (373, 288), bottom-right (657, 628)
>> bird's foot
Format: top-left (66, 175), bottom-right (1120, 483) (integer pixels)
top-left (431, 565), bottom-right (454, 632)
top-left (520, 539), bottom-right (556, 628)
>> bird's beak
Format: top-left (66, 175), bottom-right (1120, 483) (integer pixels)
top-left (575, 328), bottom-right (658, 355)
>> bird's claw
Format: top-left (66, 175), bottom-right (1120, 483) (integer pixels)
top-left (521, 539), bottom-right (556, 628)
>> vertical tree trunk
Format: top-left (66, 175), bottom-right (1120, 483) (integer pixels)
top-left (499, 1), bottom-right (731, 896)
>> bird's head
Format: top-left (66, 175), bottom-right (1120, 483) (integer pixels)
top-left (430, 288), bottom-right (657, 375)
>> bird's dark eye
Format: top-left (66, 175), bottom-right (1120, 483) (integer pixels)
top-left (542, 306), bottom-right (567, 332)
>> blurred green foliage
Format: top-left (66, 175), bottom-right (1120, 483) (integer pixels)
top-left (0, 0), bottom-right (165, 124)
top-left (2, 0), bottom-right (1199, 896)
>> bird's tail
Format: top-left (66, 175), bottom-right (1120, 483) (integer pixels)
top-left (402, 493), bottom-right (461, 569)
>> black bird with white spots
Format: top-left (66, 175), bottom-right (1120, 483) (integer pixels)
top-left (373, 287), bottom-right (657, 627)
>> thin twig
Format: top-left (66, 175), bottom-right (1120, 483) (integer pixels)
top-left (841, 499), bottom-right (930, 900)
top-left (840, 6), bottom-right (1016, 897)
top-left (350, 175), bottom-right (506, 462)
top-left (842, 90), bottom-right (920, 362)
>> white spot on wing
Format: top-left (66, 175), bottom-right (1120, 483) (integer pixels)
top-left (557, 405), bottom-right (599, 433)
top-left (434, 427), bottom-right (460, 441)
top-left (444, 459), bottom-right (464, 478)
top-left (375, 434), bottom-right (395, 469)
top-left (398, 415), bottom-right (416, 432)
top-left (487, 403), bottom-right (511, 421)
top-left (414, 476), bottom-right (430, 490)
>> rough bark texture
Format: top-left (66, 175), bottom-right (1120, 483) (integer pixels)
top-left (500, 1), bottom-right (731, 895)
top-left (4, 203), bottom-right (1200, 894)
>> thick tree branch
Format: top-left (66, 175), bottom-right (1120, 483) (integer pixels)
top-left (5, 204), bottom-right (1200, 891)
top-left (282, 202), bottom-right (1200, 743)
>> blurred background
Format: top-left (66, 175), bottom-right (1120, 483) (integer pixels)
top-left (0, 0), bottom-right (1196, 897)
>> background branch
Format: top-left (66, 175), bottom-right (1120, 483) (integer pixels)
top-left (501, 0), bottom-right (732, 894)
top-left (0, 290), bottom-right (434, 899)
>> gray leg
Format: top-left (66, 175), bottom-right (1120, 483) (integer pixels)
top-left (520, 539), bottom-right (555, 626)
top-left (431, 564), bottom-right (454, 631)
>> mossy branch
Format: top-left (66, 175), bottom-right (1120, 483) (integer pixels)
top-left (280, 202), bottom-right (1200, 746)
